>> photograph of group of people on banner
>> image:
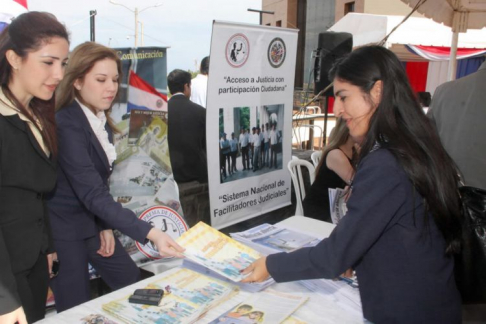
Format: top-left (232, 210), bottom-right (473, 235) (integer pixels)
top-left (219, 104), bottom-right (284, 183)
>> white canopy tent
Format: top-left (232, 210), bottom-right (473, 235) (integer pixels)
top-left (401, 0), bottom-right (486, 80)
top-left (328, 13), bottom-right (486, 93)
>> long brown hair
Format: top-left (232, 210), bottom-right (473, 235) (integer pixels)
top-left (0, 11), bottom-right (69, 156)
top-left (56, 42), bottom-right (121, 132)
top-left (316, 117), bottom-right (354, 175)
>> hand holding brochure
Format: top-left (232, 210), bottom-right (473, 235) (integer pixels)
top-left (176, 222), bottom-right (274, 291)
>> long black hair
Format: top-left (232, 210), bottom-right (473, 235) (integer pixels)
top-left (329, 45), bottom-right (461, 254)
top-left (0, 11), bottom-right (69, 156)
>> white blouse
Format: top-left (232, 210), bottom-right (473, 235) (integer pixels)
top-left (77, 99), bottom-right (117, 166)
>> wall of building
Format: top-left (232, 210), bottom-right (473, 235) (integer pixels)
top-left (335, 0), bottom-right (423, 22)
top-left (303, 0), bottom-right (336, 90)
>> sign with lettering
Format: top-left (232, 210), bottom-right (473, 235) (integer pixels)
top-left (207, 22), bottom-right (297, 229)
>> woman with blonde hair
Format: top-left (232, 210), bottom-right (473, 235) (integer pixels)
top-left (0, 11), bottom-right (69, 323)
top-left (47, 42), bottom-right (184, 312)
top-left (302, 117), bottom-right (355, 222)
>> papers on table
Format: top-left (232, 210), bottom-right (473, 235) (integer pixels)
top-left (230, 223), bottom-right (320, 255)
top-left (231, 222), bottom-right (362, 317)
top-left (299, 278), bottom-right (362, 318)
top-left (176, 222), bottom-right (274, 292)
top-left (102, 267), bottom-right (238, 324)
top-left (206, 289), bottom-right (308, 324)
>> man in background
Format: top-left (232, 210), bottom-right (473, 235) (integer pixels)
top-left (427, 61), bottom-right (486, 190)
top-left (190, 56), bottom-right (209, 108)
top-left (167, 69), bottom-right (207, 183)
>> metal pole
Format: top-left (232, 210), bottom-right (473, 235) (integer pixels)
top-left (134, 7), bottom-right (139, 47)
top-left (140, 21), bottom-right (144, 46)
top-left (89, 10), bottom-right (97, 42)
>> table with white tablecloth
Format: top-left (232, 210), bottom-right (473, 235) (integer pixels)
top-left (38, 216), bottom-right (365, 324)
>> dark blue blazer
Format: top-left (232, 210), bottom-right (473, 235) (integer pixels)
top-left (267, 148), bottom-right (461, 324)
top-left (47, 101), bottom-right (151, 243)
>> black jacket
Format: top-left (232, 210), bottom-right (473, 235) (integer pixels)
top-left (0, 107), bottom-right (56, 314)
top-left (168, 94), bottom-right (207, 183)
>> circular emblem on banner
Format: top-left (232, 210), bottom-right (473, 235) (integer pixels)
top-left (225, 33), bottom-right (250, 68)
top-left (135, 206), bottom-right (188, 260)
top-left (156, 99), bottom-right (163, 108)
top-left (267, 37), bottom-right (286, 68)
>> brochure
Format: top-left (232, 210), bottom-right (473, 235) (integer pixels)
top-left (102, 267), bottom-right (238, 324)
top-left (230, 223), bottom-right (320, 255)
top-left (176, 222), bottom-right (274, 292)
top-left (328, 188), bottom-right (348, 225)
top-left (207, 289), bottom-right (308, 324)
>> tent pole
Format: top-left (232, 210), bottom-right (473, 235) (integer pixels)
top-left (447, 31), bottom-right (459, 81)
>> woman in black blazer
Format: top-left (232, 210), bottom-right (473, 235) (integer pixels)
top-left (0, 12), bottom-right (69, 324)
top-left (47, 42), bottom-right (184, 312)
top-left (242, 46), bottom-right (463, 323)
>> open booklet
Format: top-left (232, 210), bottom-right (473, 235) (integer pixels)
top-left (102, 267), bottom-right (239, 324)
top-left (176, 222), bottom-right (274, 292)
top-left (206, 289), bottom-right (308, 324)
top-left (230, 223), bottom-right (320, 255)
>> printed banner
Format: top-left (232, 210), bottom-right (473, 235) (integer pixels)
top-left (109, 47), bottom-right (187, 266)
top-left (207, 22), bottom-right (297, 229)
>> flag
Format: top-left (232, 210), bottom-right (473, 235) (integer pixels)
top-left (127, 70), bottom-right (168, 112)
top-left (0, 0), bottom-right (28, 32)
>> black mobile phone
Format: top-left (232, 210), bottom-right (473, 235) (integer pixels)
top-left (133, 289), bottom-right (164, 298)
top-left (128, 294), bottom-right (163, 306)
top-left (51, 259), bottom-right (60, 277)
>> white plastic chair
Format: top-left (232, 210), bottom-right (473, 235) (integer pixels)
top-left (288, 156), bottom-right (316, 216)
top-left (292, 124), bottom-right (324, 150)
top-left (311, 151), bottom-right (322, 168)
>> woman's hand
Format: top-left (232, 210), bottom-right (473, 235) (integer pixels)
top-left (47, 252), bottom-right (57, 279)
top-left (0, 306), bottom-right (27, 324)
top-left (97, 230), bottom-right (115, 257)
top-left (147, 228), bottom-right (185, 258)
top-left (240, 257), bottom-right (270, 283)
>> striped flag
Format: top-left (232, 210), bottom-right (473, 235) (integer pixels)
top-left (127, 70), bottom-right (168, 112)
top-left (0, 0), bottom-right (28, 32)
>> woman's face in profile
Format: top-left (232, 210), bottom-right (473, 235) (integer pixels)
top-left (74, 58), bottom-right (118, 113)
top-left (9, 37), bottom-right (69, 102)
top-left (333, 79), bottom-right (379, 143)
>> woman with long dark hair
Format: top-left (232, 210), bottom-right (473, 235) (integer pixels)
top-left (302, 117), bottom-right (355, 222)
top-left (47, 42), bottom-right (184, 312)
top-left (0, 12), bottom-right (69, 323)
top-left (242, 46), bottom-right (462, 323)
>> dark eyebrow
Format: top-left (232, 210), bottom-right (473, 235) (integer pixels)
top-left (94, 74), bottom-right (119, 77)
top-left (335, 89), bottom-right (346, 97)
top-left (40, 55), bottom-right (63, 60)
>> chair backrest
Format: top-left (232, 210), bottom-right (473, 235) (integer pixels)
top-left (311, 150), bottom-right (322, 168)
top-left (292, 124), bottom-right (324, 150)
top-left (288, 157), bottom-right (316, 216)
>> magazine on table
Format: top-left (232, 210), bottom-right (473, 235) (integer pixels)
top-left (176, 222), bottom-right (274, 292)
top-left (230, 223), bottom-right (320, 255)
top-left (206, 289), bottom-right (308, 324)
top-left (102, 267), bottom-right (238, 324)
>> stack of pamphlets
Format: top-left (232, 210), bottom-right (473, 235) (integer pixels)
top-left (231, 222), bottom-right (361, 316)
top-left (102, 267), bottom-right (238, 324)
top-left (207, 289), bottom-right (308, 323)
top-left (177, 222), bottom-right (274, 292)
top-left (230, 223), bottom-right (320, 255)
top-left (299, 278), bottom-right (362, 317)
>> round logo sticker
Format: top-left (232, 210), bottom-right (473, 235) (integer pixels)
top-left (135, 206), bottom-right (188, 260)
top-left (225, 33), bottom-right (250, 68)
top-left (267, 37), bottom-right (286, 68)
